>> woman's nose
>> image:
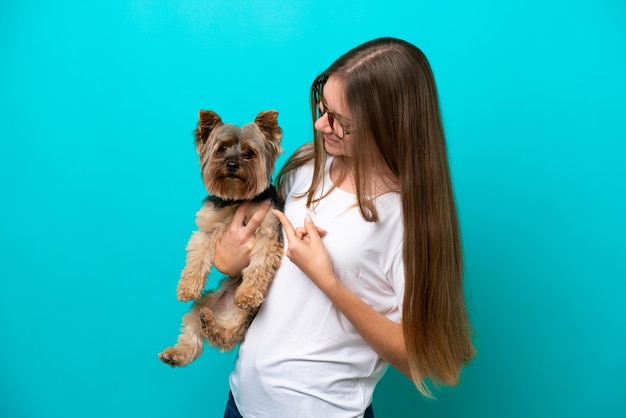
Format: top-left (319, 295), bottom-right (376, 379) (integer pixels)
top-left (314, 113), bottom-right (332, 133)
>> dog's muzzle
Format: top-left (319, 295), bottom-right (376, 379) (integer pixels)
top-left (226, 160), bottom-right (239, 175)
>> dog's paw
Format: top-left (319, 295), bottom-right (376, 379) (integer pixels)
top-left (199, 307), bottom-right (216, 335)
top-left (159, 348), bottom-right (184, 367)
top-left (176, 284), bottom-right (202, 302)
top-left (177, 269), bottom-right (207, 301)
top-left (234, 288), bottom-right (264, 311)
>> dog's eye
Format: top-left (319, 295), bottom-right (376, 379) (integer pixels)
top-left (244, 149), bottom-right (256, 158)
top-left (217, 145), bottom-right (228, 153)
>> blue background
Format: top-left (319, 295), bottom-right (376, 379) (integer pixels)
top-left (1, 1), bottom-right (625, 417)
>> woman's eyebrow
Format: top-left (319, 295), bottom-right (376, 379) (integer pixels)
top-left (322, 98), bottom-right (351, 122)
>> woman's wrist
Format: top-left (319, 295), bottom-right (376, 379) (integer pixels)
top-left (315, 272), bottom-right (343, 298)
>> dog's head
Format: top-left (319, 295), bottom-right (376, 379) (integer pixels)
top-left (194, 110), bottom-right (283, 200)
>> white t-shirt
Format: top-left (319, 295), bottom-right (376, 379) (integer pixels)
top-left (229, 157), bottom-right (405, 418)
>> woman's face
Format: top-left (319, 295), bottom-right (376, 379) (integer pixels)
top-left (314, 76), bottom-right (353, 157)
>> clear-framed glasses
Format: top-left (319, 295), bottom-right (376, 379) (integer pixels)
top-left (312, 75), bottom-right (352, 139)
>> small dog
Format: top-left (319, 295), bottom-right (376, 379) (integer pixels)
top-left (159, 110), bottom-right (284, 367)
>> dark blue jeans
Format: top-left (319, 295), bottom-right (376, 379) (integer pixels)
top-left (224, 391), bottom-right (375, 417)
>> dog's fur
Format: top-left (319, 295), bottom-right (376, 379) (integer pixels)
top-left (159, 110), bottom-right (283, 367)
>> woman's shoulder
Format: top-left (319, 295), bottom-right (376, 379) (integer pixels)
top-left (285, 155), bottom-right (317, 192)
top-left (278, 143), bottom-right (318, 195)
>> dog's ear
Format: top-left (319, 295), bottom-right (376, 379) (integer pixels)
top-left (255, 110), bottom-right (282, 152)
top-left (195, 110), bottom-right (223, 154)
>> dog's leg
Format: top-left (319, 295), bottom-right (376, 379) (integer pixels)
top-left (234, 239), bottom-right (284, 310)
top-left (177, 231), bottom-right (215, 302)
top-left (158, 306), bottom-right (205, 367)
top-left (199, 307), bottom-right (246, 352)
top-left (199, 278), bottom-right (252, 352)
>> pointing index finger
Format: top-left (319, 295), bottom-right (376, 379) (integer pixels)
top-left (273, 209), bottom-right (296, 238)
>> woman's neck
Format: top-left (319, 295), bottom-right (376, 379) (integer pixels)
top-left (330, 156), bottom-right (399, 196)
top-left (329, 156), bottom-right (356, 193)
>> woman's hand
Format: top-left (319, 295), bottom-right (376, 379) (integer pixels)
top-left (214, 201), bottom-right (271, 276)
top-left (272, 210), bottom-right (336, 292)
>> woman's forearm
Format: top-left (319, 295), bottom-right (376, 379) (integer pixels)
top-left (322, 277), bottom-right (410, 377)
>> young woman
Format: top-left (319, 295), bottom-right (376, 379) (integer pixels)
top-left (215, 37), bottom-right (475, 417)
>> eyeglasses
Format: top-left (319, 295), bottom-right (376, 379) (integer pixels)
top-left (313, 75), bottom-right (352, 139)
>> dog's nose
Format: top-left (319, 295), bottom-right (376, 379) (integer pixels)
top-left (226, 161), bottom-right (239, 173)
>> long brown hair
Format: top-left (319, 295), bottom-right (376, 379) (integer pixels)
top-left (276, 37), bottom-right (475, 397)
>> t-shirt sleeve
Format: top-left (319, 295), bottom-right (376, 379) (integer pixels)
top-left (280, 169), bottom-right (297, 197)
top-left (280, 157), bottom-right (316, 198)
top-left (388, 244), bottom-right (405, 319)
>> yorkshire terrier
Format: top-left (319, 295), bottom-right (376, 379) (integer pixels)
top-left (159, 110), bottom-right (284, 367)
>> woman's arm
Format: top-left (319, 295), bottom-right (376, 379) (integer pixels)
top-left (273, 210), bottom-right (411, 377)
